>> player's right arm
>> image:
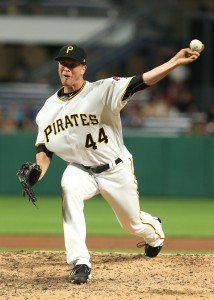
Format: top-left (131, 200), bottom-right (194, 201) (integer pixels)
top-left (36, 144), bottom-right (53, 180)
top-left (142, 48), bottom-right (202, 86)
top-left (121, 48), bottom-right (203, 102)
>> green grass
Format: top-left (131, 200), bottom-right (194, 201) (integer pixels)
top-left (0, 195), bottom-right (214, 237)
top-left (0, 195), bottom-right (63, 235)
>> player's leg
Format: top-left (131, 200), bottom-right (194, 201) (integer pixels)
top-left (61, 163), bottom-right (98, 271)
top-left (98, 157), bottom-right (164, 249)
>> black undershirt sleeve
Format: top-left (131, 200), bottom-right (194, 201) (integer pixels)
top-left (122, 75), bottom-right (149, 101)
top-left (36, 144), bottom-right (53, 159)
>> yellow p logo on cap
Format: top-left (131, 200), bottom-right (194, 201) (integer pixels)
top-left (66, 46), bottom-right (73, 53)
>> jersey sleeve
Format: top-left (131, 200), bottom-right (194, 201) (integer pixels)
top-left (103, 77), bottom-right (134, 114)
top-left (35, 128), bottom-right (45, 146)
top-left (35, 111), bottom-right (45, 146)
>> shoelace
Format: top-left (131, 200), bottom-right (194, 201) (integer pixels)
top-left (136, 241), bottom-right (146, 248)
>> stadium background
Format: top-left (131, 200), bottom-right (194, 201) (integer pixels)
top-left (0, 0), bottom-right (214, 249)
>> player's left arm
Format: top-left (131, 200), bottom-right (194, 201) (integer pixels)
top-left (36, 144), bottom-right (53, 180)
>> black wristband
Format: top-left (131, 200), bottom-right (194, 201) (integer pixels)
top-left (36, 144), bottom-right (53, 159)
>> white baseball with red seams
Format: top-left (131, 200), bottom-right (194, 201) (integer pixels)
top-left (189, 39), bottom-right (203, 52)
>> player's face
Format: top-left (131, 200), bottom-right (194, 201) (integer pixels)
top-left (58, 59), bottom-right (86, 92)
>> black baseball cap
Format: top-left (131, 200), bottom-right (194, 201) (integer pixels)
top-left (55, 45), bottom-right (87, 64)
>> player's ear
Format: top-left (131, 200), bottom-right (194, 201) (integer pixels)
top-left (81, 64), bottom-right (87, 75)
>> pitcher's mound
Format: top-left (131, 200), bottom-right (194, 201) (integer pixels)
top-left (0, 251), bottom-right (213, 300)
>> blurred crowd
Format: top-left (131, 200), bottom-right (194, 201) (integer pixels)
top-left (0, 0), bottom-right (214, 135)
top-left (0, 0), bottom-right (43, 15)
top-left (0, 45), bottom-right (213, 135)
top-left (121, 79), bottom-right (214, 135)
top-left (1, 78), bottom-right (214, 135)
top-left (0, 102), bottom-right (37, 131)
top-left (0, 0), bottom-right (112, 16)
top-left (1, 0), bottom-right (214, 17)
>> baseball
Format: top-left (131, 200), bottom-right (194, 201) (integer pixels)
top-left (189, 39), bottom-right (203, 52)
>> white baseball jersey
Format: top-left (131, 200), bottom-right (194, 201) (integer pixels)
top-left (36, 77), bottom-right (134, 166)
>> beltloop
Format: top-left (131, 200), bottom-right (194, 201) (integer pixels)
top-left (109, 160), bottom-right (116, 169)
top-left (84, 158), bottom-right (122, 174)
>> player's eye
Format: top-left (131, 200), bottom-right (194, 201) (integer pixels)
top-left (60, 61), bottom-right (81, 69)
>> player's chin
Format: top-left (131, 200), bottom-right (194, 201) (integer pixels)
top-left (61, 77), bottom-right (70, 85)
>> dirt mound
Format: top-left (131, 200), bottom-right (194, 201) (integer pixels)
top-left (0, 251), bottom-right (213, 300)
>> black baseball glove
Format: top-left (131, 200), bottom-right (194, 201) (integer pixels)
top-left (17, 162), bottom-right (42, 207)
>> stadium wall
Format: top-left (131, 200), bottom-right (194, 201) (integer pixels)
top-left (1, 132), bottom-right (214, 196)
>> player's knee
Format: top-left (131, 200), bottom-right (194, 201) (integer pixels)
top-left (121, 214), bottom-right (151, 236)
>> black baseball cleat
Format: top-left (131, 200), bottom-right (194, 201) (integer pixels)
top-left (70, 264), bottom-right (91, 284)
top-left (144, 243), bottom-right (162, 257)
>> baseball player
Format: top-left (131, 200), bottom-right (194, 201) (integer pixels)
top-left (35, 44), bottom-right (203, 284)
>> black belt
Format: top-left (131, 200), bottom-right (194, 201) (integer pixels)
top-left (84, 158), bottom-right (122, 174)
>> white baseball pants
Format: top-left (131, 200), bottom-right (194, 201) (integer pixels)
top-left (61, 156), bottom-right (165, 268)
